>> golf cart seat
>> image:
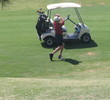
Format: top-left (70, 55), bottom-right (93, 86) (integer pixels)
top-left (67, 33), bottom-right (78, 39)
top-left (62, 25), bottom-right (67, 32)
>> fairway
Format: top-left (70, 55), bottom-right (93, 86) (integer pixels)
top-left (0, 0), bottom-right (110, 100)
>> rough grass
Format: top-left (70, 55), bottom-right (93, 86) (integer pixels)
top-left (0, 78), bottom-right (110, 100)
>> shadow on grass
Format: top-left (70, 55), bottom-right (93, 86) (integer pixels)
top-left (53, 58), bottom-right (81, 65)
top-left (64, 58), bottom-right (81, 65)
top-left (41, 39), bottom-right (98, 49)
top-left (65, 39), bottom-right (98, 49)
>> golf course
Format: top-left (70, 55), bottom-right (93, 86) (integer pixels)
top-left (0, 0), bottom-right (110, 100)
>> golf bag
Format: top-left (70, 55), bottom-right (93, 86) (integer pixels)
top-left (35, 10), bottom-right (49, 40)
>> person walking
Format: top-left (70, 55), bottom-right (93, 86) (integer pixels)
top-left (49, 14), bottom-right (65, 61)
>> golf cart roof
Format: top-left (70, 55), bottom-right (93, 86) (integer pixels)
top-left (47, 2), bottom-right (81, 10)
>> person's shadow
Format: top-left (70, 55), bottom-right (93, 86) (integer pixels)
top-left (64, 58), bottom-right (81, 65)
top-left (53, 58), bottom-right (81, 65)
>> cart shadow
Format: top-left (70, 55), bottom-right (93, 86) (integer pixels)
top-left (41, 39), bottom-right (98, 49)
top-left (64, 39), bottom-right (98, 49)
top-left (53, 58), bottom-right (81, 65)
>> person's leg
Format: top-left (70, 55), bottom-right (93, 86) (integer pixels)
top-left (52, 46), bottom-right (62, 55)
top-left (49, 34), bottom-right (64, 61)
top-left (49, 46), bottom-right (62, 61)
top-left (59, 43), bottom-right (65, 56)
top-left (58, 43), bottom-right (65, 60)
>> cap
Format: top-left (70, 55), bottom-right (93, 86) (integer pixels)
top-left (54, 16), bottom-right (60, 21)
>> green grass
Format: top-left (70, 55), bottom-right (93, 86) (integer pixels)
top-left (0, 0), bottom-right (110, 100)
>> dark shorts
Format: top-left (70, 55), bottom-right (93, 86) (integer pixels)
top-left (55, 34), bottom-right (64, 46)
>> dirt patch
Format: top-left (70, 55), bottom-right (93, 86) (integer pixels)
top-left (99, 3), bottom-right (105, 5)
top-left (87, 52), bottom-right (95, 56)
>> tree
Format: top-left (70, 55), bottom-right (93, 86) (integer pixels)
top-left (0, 0), bottom-right (10, 9)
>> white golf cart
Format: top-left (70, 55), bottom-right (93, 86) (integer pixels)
top-left (36, 2), bottom-right (91, 46)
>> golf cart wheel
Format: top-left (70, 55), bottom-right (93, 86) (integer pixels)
top-left (44, 36), bottom-right (55, 46)
top-left (81, 33), bottom-right (91, 43)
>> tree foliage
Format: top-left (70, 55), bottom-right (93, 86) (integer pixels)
top-left (0, 0), bottom-right (10, 9)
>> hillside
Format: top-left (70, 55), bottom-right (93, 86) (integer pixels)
top-left (1, 0), bottom-right (110, 10)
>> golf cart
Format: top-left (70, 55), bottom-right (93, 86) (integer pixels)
top-left (35, 2), bottom-right (91, 46)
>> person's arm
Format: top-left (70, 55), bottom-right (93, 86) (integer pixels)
top-left (60, 17), bottom-right (64, 25)
top-left (54, 14), bottom-right (60, 17)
